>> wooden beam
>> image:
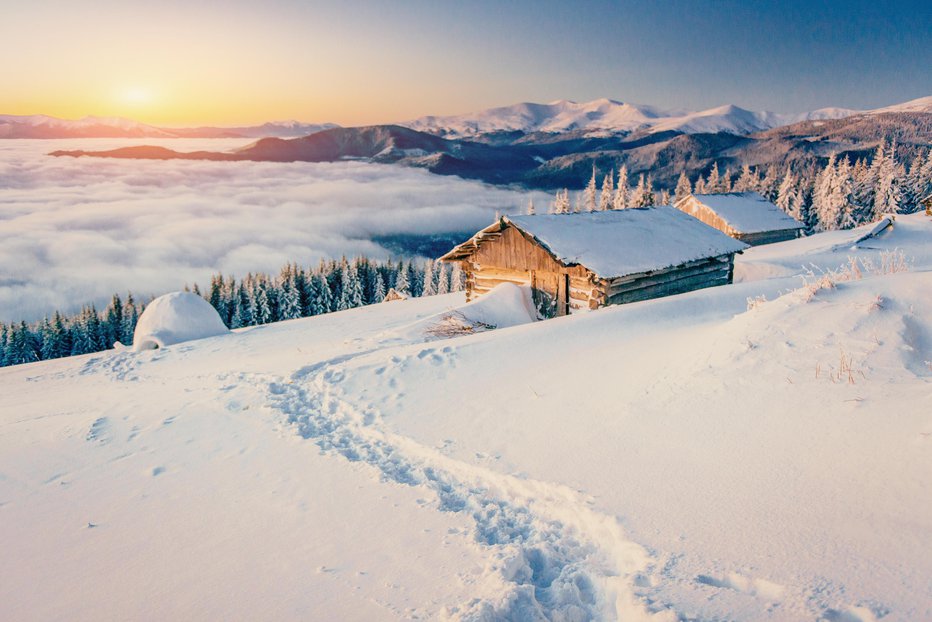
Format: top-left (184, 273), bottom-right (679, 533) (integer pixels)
top-left (608, 272), bottom-right (730, 305)
top-left (604, 259), bottom-right (731, 296)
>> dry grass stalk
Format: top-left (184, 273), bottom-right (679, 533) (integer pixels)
top-left (424, 311), bottom-right (496, 338)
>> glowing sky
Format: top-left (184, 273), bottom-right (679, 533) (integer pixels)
top-left (2, 0), bottom-right (930, 126)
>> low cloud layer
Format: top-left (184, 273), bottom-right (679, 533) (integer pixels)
top-left (0, 139), bottom-right (548, 322)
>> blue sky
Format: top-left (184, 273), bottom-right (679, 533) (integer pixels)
top-left (2, 0), bottom-right (929, 123)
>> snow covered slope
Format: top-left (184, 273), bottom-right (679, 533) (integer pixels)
top-left (403, 98), bottom-right (861, 137)
top-left (2, 214), bottom-right (930, 621)
top-left (868, 95), bottom-right (932, 115)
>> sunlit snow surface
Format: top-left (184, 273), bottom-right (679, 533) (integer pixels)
top-left (0, 139), bottom-right (546, 321)
top-left (1, 215), bottom-right (931, 620)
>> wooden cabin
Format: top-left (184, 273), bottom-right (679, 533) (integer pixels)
top-left (440, 206), bottom-right (748, 318)
top-left (674, 191), bottom-right (805, 245)
top-left (922, 193), bottom-right (932, 216)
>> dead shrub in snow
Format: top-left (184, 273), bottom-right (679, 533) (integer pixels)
top-left (859, 249), bottom-right (910, 275)
top-left (424, 311), bottom-right (496, 338)
top-left (816, 347), bottom-right (866, 385)
top-left (746, 294), bottom-right (768, 311)
top-left (797, 250), bottom-right (911, 303)
top-left (868, 295), bottom-right (885, 312)
top-left (798, 269), bottom-right (838, 302)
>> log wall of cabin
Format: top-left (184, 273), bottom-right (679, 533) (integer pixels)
top-left (600, 255), bottom-right (735, 306)
top-left (735, 229), bottom-right (801, 246)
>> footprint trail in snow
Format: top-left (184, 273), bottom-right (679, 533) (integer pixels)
top-left (267, 348), bottom-right (665, 622)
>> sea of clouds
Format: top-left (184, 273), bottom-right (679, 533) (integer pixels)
top-left (0, 139), bottom-right (547, 322)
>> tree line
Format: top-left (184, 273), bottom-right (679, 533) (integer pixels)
top-left (543, 139), bottom-right (932, 232)
top-left (0, 257), bottom-right (463, 368)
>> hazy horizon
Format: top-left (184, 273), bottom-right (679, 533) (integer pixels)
top-left (4, 92), bottom-right (931, 130)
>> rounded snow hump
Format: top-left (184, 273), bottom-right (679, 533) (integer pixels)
top-left (133, 291), bottom-right (229, 352)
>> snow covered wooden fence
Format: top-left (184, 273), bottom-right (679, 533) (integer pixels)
top-left (674, 191), bottom-right (805, 246)
top-left (440, 207), bottom-right (748, 318)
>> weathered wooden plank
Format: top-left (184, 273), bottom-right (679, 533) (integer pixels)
top-left (472, 266), bottom-right (539, 279)
top-left (568, 289), bottom-right (595, 302)
top-left (615, 267), bottom-right (730, 297)
top-left (569, 275), bottom-right (594, 290)
top-left (736, 229), bottom-right (800, 246)
top-left (603, 256), bottom-right (731, 289)
top-left (608, 273), bottom-right (730, 305)
top-left (604, 259), bottom-right (731, 295)
top-left (475, 276), bottom-right (531, 289)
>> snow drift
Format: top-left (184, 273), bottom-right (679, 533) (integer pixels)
top-left (132, 292), bottom-right (228, 351)
top-left (389, 282), bottom-right (538, 342)
top-left (447, 282), bottom-right (537, 329)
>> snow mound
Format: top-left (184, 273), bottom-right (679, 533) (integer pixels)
top-left (132, 292), bottom-right (229, 352)
top-left (387, 285), bottom-right (536, 342)
top-left (450, 282), bottom-right (538, 329)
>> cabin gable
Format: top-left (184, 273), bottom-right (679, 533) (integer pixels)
top-left (461, 223), bottom-right (594, 317)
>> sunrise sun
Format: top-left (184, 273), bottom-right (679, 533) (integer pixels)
top-left (117, 85), bottom-right (155, 107)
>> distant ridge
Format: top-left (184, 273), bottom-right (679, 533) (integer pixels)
top-left (0, 114), bottom-right (338, 139)
top-left (5, 95), bottom-right (931, 140)
top-left (401, 98), bottom-right (864, 138)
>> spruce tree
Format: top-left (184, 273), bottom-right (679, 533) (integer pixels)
top-left (599, 172), bottom-right (613, 211)
top-left (674, 172), bottom-right (692, 204)
top-left (583, 166), bottom-right (598, 212)
top-left (422, 260), bottom-right (436, 297)
top-left (705, 163), bottom-right (722, 193)
top-left (450, 264), bottom-right (465, 292)
top-left (374, 272), bottom-right (387, 301)
top-left (0, 323), bottom-right (8, 367)
top-left (104, 294), bottom-right (123, 346)
top-left (733, 165), bottom-right (758, 192)
top-left (613, 166), bottom-right (629, 209)
top-left (232, 284), bottom-right (254, 328)
top-left (395, 262), bottom-right (410, 296)
top-left (436, 265), bottom-right (450, 295)
top-left (53, 311), bottom-right (72, 357)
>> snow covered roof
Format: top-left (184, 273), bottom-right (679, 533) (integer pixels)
top-left (683, 192), bottom-right (804, 234)
top-left (443, 207), bottom-right (748, 279)
top-left (133, 292), bottom-right (229, 352)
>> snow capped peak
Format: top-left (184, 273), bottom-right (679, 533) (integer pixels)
top-left (402, 99), bottom-right (688, 136)
top-left (401, 99), bottom-right (862, 138)
top-left (870, 95), bottom-right (932, 114)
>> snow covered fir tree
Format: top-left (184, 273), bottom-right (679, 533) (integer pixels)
top-left (548, 139), bottom-right (932, 233)
top-left (0, 257), bottom-right (462, 367)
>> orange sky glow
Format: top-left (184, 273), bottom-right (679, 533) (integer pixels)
top-left (1, 1), bottom-right (505, 127)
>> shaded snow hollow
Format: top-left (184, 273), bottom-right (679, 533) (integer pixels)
top-left (132, 291), bottom-right (228, 352)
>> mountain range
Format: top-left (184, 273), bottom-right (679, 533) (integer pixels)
top-left (402, 98), bottom-right (865, 137)
top-left (0, 115), bottom-right (337, 139)
top-left (9, 96), bottom-right (932, 140)
top-left (34, 95), bottom-right (932, 190)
